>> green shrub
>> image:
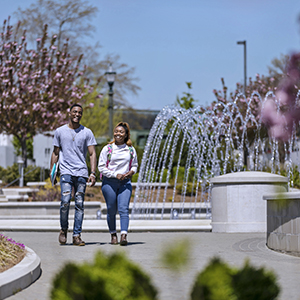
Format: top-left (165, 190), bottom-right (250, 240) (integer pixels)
top-left (140, 168), bottom-right (169, 183)
top-left (132, 172), bottom-right (139, 182)
top-left (232, 259), bottom-right (280, 300)
top-left (24, 165), bottom-right (48, 183)
top-left (171, 166), bottom-right (196, 184)
top-left (191, 257), bottom-right (236, 300)
top-left (50, 251), bottom-right (158, 300)
top-left (31, 178), bottom-right (60, 202)
top-left (0, 164), bottom-right (49, 186)
top-left (190, 257), bottom-right (280, 300)
top-left (176, 182), bottom-right (194, 196)
top-left (280, 165), bottom-right (300, 189)
top-left (0, 163), bottom-right (19, 185)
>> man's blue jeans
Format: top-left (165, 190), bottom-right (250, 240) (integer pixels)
top-left (101, 177), bottom-right (132, 234)
top-left (60, 174), bottom-right (87, 236)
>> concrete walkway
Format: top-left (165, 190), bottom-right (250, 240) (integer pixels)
top-left (3, 231), bottom-right (300, 300)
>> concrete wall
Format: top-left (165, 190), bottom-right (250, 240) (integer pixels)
top-left (263, 192), bottom-right (300, 254)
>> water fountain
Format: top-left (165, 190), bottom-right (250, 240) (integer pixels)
top-left (131, 91), bottom-right (300, 221)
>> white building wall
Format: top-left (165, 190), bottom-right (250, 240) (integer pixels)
top-left (0, 134), bottom-right (15, 168)
top-left (33, 132), bottom-right (54, 169)
top-left (0, 133), bottom-right (13, 146)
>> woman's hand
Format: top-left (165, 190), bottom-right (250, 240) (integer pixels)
top-left (124, 170), bottom-right (134, 179)
top-left (116, 174), bottom-right (125, 180)
top-left (116, 171), bottom-right (134, 181)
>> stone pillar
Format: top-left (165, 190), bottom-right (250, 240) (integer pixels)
top-left (210, 171), bottom-right (288, 233)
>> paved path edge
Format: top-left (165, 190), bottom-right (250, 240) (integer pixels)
top-left (0, 247), bottom-right (41, 300)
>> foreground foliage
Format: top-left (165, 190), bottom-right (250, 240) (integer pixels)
top-left (51, 251), bottom-right (158, 300)
top-left (190, 257), bottom-right (280, 300)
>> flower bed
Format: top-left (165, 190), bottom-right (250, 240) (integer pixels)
top-left (0, 234), bottom-right (26, 272)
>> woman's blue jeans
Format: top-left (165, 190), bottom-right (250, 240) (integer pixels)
top-left (60, 174), bottom-right (87, 236)
top-left (101, 177), bottom-right (132, 234)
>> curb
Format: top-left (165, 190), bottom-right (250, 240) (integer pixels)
top-left (0, 219), bottom-right (212, 232)
top-left (0, 247), bottom-right (41, 300)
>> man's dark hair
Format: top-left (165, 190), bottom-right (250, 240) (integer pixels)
top-left (70, 103), bottom-right (83, 111)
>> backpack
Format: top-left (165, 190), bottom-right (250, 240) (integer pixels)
top-left (99, 144), bottom-right (134, 180)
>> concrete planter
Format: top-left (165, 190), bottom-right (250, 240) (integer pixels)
top-left (263, 192), bottom-right (300, 254)
top-left (210, 171), bottom-right (288, 233)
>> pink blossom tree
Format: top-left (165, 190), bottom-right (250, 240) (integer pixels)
top-left (0, 19), bottom-right (96, 166)
top-left (261, 53), bottom-right (300, 140)
top-left (211, 62), bottom-right (288, 166)
top-left (211, 53), bottom-right (300, 166)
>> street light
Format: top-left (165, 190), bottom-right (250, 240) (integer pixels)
top-left (105, 64), bottom-right (116, 140)
top-left (237, 40), bottom-right (247, 95)
top-left (17, 156), bottom-right (24, 187)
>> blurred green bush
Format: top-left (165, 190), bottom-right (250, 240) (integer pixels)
top-left (190, 257), bottom-right (280, 300)
top-left (51, 251), bottom-right (158, 300)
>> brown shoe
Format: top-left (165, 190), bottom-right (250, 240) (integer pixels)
top-left (120, 234), bottom-right (127, 246)
top-left (73, 235), bottom-right (85, 246)
top-left (111, 233), bottom-right (118, 245)
top-left (59, 229), bottom-right (67, 245)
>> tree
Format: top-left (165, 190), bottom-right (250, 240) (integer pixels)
top-left (176, 82), bottom-right (198, 109)
top-left (261, 52), bottom-right (300, 140)
top-left (267, 53), bottom-right (289, 81)
top-left (80, 91), bottom-right (122, 138)
top-left (213, 53), bottom-right (289, 104)
top-left (14, 0), bottom-right (97, 51)
top-left (13, 0), bottom-right (141, 106)
top-left (12, 135), bottom-right (33, 160)
top-left (0, 18), bottom-right (95, 167)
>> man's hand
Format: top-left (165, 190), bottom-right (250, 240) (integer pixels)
top-left (87, 174), bottom-right (96, 187)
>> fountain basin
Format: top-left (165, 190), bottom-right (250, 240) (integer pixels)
top-left (263, 192), bottom-right (300, 254)
top-left (210, 171), bottom-right (288, 233)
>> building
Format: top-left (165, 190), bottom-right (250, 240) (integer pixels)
top-left (0, 134), bottom-right (15, 168)
top-left (33, 132), bottom-right (54, 169)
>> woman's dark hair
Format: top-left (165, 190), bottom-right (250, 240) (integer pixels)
top-left (110, 122), bottom-right (132, 146)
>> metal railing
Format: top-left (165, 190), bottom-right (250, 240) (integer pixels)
top-left (0, 166), bottom-right (39, 193)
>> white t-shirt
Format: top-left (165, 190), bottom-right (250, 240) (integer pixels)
top-left (98, 143), bottom-right (138, 178)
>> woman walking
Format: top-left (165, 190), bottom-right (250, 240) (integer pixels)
top-left (98, 122), bottom-right (138, 245)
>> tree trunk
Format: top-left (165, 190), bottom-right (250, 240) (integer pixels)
top-left (243, 147), bottom-right (248, 170)
top-left (21, 137), bottom-right (28, 168)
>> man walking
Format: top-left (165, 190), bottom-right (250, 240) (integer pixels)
top-left (50, 103), bottom-right (97, 246)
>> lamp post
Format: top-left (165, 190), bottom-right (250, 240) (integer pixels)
top-left (237, 40), bottom-right (247, 95)
top-left (17, 156), bottom-right (24, 187)
top-left (105, 64), bottom-right (116, 140)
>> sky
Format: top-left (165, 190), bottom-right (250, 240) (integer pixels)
top-left (1, 0), bottom-right (300, 110)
